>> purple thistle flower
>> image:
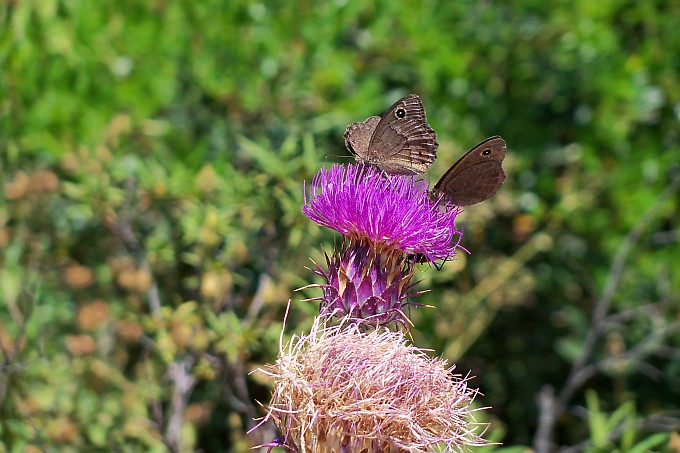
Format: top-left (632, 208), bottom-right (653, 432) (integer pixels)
top-left (301, 164), bottom-right (463, 325)
top-left (303, 164), bottom-right (462, 263)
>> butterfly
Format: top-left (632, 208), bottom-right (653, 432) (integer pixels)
top-left (344, 94), bottom-right (438, 175)
top-left (407, 136), bottom-right (506, 267)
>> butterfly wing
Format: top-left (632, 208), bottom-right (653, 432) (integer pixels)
top-left (366, 94), bottom-right (438, 175)
top-left (344, 116), bottom-right (381, 164)
top-left (433, 136), bottom-right (506, 206)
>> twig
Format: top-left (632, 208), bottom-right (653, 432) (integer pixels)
top-left (165, 357), bottom-right (197, 453)
top-left (247, 273), bottom-right (272, 323)
top-left (106, 216), bottom-right (162, 316)
top-left (221, 353), bottom-right (258, 430)
top-left (602, 300), bottom-right (666, 326)
top-left (104, 176), bottom-right (163, 315)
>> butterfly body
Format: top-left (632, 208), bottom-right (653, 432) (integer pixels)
top-left (344, 94), bottom-right (438, 175)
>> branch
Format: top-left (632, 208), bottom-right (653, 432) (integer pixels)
top-left (533, 174), bottom-right (680, 453)
top-left (106, 215), bottom-right (162, 316)
top-left (164, 357), bottom-right (197, 453)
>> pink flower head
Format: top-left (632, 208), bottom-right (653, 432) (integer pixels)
top-left (303, 164), bottom-right (462, 263)
top-left (302, 164), bottom-right (463, 326)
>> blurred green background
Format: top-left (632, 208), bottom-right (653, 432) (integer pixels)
top-left (1, 1), bottom-right (679, 452)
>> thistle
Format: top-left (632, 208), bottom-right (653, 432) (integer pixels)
top-left (257, 317), bottom-right (488, 453)
top-left (252, 162), bottom-right (491, 452)
top-left (301, 164), bottom-right (463, 326)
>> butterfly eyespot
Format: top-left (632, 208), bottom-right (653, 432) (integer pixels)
top-left (482, 148), bottom-right (492, 156)
top-left (395, 108), bottom-right (406, 119)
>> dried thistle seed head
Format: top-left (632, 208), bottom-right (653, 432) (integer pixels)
top-left (259, 318), bottom-right (490, 452)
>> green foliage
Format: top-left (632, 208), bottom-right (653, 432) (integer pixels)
top-left (1, 0), bottom-right (679, 451)
top-left (583, 391), bottom-right (670, 453)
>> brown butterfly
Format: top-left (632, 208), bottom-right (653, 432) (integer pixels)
top-left (344, 94), bottom-right (438, 175)
top-left (431, 136), bottom-right (507, 206)
top-left (409, 136), bottom-right (507, 266)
